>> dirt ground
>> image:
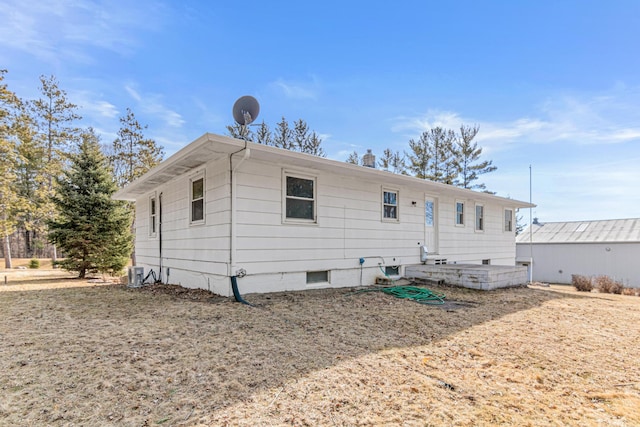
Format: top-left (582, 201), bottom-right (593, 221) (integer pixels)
top-left (1, 268), bottom-right (639, 426)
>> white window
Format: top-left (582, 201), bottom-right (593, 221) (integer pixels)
top-left (475, 204), bottom-right (484, 231)
top-left (382, 189), bottom-right (398, 221)
top-left (504, 209), bottom-right (513, 232)
top-left (455, 201), bottom-right (464, 226)
top-left (190, 174), bottom-right (205, 224)
top-left (284, 173), bottom-right (316, 222)
top-left (149, 195), bottom-right (157, 236)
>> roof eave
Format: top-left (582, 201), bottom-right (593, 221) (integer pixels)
top-left (113, 132), bottom-right (534, 208)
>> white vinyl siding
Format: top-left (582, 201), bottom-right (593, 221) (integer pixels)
top-left (382, 188), bottom-right (399, 221)
top-left (133, 153), bottom-right (521, 295)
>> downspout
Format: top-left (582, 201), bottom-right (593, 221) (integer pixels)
top-left (229, 139), bottom-right (251, 304)
top-left (158, 192), bottom-right (163, 283)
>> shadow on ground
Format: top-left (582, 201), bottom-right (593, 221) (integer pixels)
top-left (0, 281), bottom-right (580, 425)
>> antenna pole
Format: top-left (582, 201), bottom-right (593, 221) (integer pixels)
top-left (529, 164), bottom-right (533, 284)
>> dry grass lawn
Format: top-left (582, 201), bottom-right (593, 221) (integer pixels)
top-left (1, 268), bottom-right (639, 426)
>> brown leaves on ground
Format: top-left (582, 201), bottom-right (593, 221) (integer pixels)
top-left (1, 272), bottom-right (639, 426)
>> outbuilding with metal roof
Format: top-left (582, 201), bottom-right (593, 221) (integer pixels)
top-left (516, 218), bottom-right (640, 287)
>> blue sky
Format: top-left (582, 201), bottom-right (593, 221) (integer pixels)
top-left (2, 0), bottom-right (639, 222)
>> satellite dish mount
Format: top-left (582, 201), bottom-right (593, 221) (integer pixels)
top-left (232, 95), bottom-right (260, 140)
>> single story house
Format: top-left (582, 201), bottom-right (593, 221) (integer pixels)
top-left (516, 218), bottom-right (640, 287)
top-left (114, 133), bottom-right (532, 296)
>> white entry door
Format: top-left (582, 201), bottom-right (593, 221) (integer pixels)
top-left (424, 196), bottom-right (439, 254)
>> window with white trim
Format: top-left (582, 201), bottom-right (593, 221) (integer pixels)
top-left (455, 201), bottom-right (464, 226)
top-left (190, 174), bottom-right (205, 224)
top-left (475, 204), bottom-right (484, 231)
top-left (284, 173), bottom-right (316, 222)
top-left (382, 189), bottom-right (398, 220)
top-left (504, 209), bottom-right (513, 232)
top-left (149, 195), bottom-right (157, 236)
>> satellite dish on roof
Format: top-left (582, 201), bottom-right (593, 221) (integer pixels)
top-left (232, 95), bottom-right (260, 125)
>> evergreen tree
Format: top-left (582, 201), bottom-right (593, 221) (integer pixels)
top-left (346, 150), bottom-right (361, 165)
top-left (0, 70), bottom-right (25, 268)
top-left (225, 122), bottom-right (253, 141)
top-left (303, 131), bottom-right (326, 157)
top-left (48, 130), bottom-right (132, 278)
top-left (226, 116), bottom-right (326, 155)
top-left (454, 124), bottom-right (497, 190)
top-left (254, 121), bottom-right (273, 145)
top-left (378, 148), bottom-right (407, 174)
top-left (110, 107), bottom-right (164, 188)
top-left (28, 75), bottom-right (82, 259)
top-left (423, 127), bottom-right (457, 183)
top-left (30, 75), bottom-right (81, 183)
top-left (406, 133), bottom-right (431, 179)
top-left (14, 111), bottom-right (50, 258)
top-left (273, 117), bottom-right (295, 150)
top-left (293, 119), bottom-right (310, 151)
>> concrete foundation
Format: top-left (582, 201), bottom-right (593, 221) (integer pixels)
top-left (405, 264), bottom-right (528, 290)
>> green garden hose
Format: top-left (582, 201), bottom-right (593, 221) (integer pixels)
top-left (356, 285), bottom-right (446, 305)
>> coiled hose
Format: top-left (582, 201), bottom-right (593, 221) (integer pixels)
top-left (356, 285), bottom-right (446, 305)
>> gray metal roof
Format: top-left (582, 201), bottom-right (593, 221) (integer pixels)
top-left (516, 218), bottom-right (640, 244)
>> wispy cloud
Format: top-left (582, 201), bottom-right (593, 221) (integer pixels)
top-left (124, 83), bottom-right (184, 128)
top-left (271, 76), bottom-right (321, 100)
top-left (391, 87), bottom-right (640, 153)
top-left (0, 0), bottom-right (167, 64)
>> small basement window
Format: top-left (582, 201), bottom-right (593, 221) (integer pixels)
top-left (385, 266), bottom-right (400, 276)
top-left (482, 259), bottom-right (491, 265)
top-left (306, 270), bottom-right (329, 284)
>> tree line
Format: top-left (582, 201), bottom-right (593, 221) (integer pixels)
top-left (347, 125), bottom-right (496, 191)
top-left (229, 117), bottom-right (497, 192)
top-left (0, 70), bottom-right (163, 276)
top-left (227, 117), bottom-right (326, 157)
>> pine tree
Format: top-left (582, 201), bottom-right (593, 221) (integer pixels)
top-left (227, 116), bottom-right (326, 155)
top-left (378, 148), bottom-right (407, 174)
top-left (0, 70), bottom-right (25, 268)
top-left (254, 121), bottom-right (273, 145)
top-left (422, 127), bottom-right (456, 183)
top-left (29, 75), bottom-right (82, 260)
top-left (30, 75), bottom-right (81, 185)
top-left (293, 119), bottom-right (310, 152)
top-left (48, 130), bottom-right (132, 278)
top-left (346, 151), bottom-right (361, 165)
top-left (110, 107), bottom-right (164, 188)
top-left (225, 122), bottom-right (253, 141)
top-left (406, 133), bottom-right (431, 179)
top-left (304, 131), bottom-right (326, 157)
top-left (273, 117), bottom-right (294, 150)
top-left (454, 124), bottom-right (497, 190)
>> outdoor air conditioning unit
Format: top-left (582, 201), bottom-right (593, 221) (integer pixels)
top-left (128, 266), bottom-right (144, 288)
